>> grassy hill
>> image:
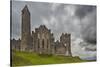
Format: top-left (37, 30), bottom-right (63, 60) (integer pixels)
top-left (12, 50), bottom-right (94, 66)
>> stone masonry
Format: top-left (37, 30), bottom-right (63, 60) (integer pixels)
top-left (20, 5), bottom-right (32, 51)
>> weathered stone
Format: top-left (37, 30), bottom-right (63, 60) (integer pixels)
top-left (20, 5), bottom-right (31, 51)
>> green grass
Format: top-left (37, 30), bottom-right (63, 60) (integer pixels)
top-left (12, 50), bottom-right (95, 66)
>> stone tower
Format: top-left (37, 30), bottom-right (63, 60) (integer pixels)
top-left (60, 33), bottom-right (72, 56)
top-left (20, 5), bottom-right (31, 51)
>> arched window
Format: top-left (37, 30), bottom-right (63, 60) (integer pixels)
top-left (47, 39), bottom-right (48, 49)
top-left (42, 39), bottom-right (44, 48)
top-left (38, 39), bottom-right (39, 49)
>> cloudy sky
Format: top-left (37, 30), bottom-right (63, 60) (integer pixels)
top-left (11, 1), bottom-right (96, 60)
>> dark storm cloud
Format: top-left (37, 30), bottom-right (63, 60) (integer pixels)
top-left (74, 4), bottom-right (97, 44)
top-left (81, 8), bottom-right (96, 44)
top-left (75, 5), bottom-right (96, 19)
top-left (85, 47), bottom-right (96, 51)
top-left (79, 41), bottom-right (96, 51)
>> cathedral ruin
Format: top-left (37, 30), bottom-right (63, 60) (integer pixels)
top-left (11, 5), bottom-right (72, 56)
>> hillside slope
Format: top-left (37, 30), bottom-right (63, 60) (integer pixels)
top-left (12, 51), bottom-right (93, 66)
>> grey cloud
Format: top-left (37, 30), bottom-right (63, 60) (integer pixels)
top-left (79, 41), bottom-right (96, 51)
top-left (85, 47), bottom-right (96, 51)
top-left (75, 5), bottom-right (96, 19)
top-left (74, 4), bottom-right (97, 44)
top-left (81, 9), bottom-right (96, 44)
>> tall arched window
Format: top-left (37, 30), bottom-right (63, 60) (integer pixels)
top-left (38, 39), bottom-right (39, 49)
top-left (47, 39), bottom-right (48, 49)
top-left (42, 39), bottom-right (44, 48)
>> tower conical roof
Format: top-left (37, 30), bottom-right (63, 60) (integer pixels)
top-left (22, 5), bottom-right (30, 14)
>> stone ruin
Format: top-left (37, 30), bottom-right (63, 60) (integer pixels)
top-left (11, 5), bottom-right (72, 56)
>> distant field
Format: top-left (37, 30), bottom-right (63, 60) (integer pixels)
top-left (11, 50), bottom-right (95, 66)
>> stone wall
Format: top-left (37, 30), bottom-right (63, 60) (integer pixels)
top-left (11, 39), bottom-right (20, 51)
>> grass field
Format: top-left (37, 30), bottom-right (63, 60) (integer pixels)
top-left (12, 50), bottom-right (95, 66)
